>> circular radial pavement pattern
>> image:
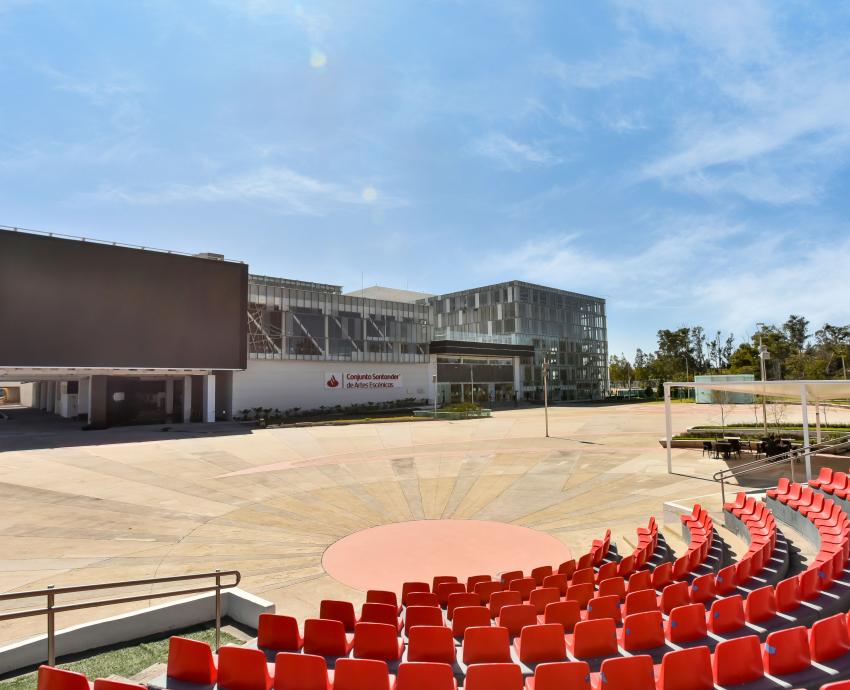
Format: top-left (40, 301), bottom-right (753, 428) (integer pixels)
top-left (323, 519), bottom-right (572, 591)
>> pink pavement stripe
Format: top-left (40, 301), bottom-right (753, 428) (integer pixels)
top-left (322, 519), bottom-right (572, 592)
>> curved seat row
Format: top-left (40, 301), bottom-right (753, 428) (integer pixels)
top-left (724, 491), bottom-right (790, 587)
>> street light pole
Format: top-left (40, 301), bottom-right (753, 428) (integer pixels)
top-left (543, 359), bottom-right (549, 438)
top-left (757, 323), bottom-right (769, 435)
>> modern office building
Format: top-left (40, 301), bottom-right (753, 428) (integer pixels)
top-left (1, 227), bottom-right (608, 426)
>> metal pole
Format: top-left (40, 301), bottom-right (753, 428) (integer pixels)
top-left (47, 585), bottom-right (55, 666)
top-left (215, 570), bottom-right (221, 652)
top-left (543, 360), bottom-right (549, 438)
top-left (664, 383), bottom-right (673, 473)
top-left (758, 327), bottom-right (768, 435)
top-left (800, 385), bottom-right (812, 481)
top-left (470, 364), bottom-right (474, 405)
top-left (720, 477), bottom-right (725, 506)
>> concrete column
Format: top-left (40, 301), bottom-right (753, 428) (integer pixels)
top-left (89, 376), bottom-right (108, 428)
top-left (203, 374), bottom-right (216, 423)
top-left (512, 356), bottom-right (522, 401)
top-left (78, 378), bottom-right (90, 419)
top-left (39, 382), bottom-right (47, 409)
top-left (182, 376), bottom-right (192, 423)
top-left (47, 381), bottom-right (57, 413)
top-left (165, 379), bottom-right (175, 416)
top-left (87, 376), bottom-right (94, 423)
top-left (31, 382), bottom-right (40, 408)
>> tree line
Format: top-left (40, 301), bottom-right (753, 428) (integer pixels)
top-left (609, 316), bottom-right (850, 390)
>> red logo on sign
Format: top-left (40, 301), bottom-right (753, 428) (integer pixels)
top-left (326, 374), bottom-right (340, 388)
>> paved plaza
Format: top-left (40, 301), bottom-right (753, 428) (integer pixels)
top-left (0, 401), bottom-right (845, 645)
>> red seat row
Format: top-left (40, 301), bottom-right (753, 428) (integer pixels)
top-left (724, 491), bottom-right (779, 586)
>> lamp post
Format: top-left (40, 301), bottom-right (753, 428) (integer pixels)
top-left (757, 323), bottom-right (769, 435)
top-left (543, 358), bottom-right (550, 438)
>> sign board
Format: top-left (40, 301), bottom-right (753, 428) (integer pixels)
top-left (325, 372), bottom-right (403, 390)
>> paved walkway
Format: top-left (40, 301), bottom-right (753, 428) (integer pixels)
top-left (0, 401), bottom-right (846, 645)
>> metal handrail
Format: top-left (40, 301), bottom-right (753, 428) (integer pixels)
top-left (0, 570), bottom-right (240, 667)
top-left (712, 433), bottom-right (850, 504)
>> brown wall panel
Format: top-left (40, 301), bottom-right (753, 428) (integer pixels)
top-left (0, 230), bottom-right (248, 369)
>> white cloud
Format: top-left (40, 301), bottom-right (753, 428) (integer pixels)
top-left (473, 132), bottom-right (561, 170)
top-left (88, 166), bottom-right (404, 216)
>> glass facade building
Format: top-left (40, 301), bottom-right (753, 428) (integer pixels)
top-left (247, 275), bottom-right (431, 363)
top-left (423, 281), bottom-right (608, 401)
top-left (246, 275), bottom-right (608, 402)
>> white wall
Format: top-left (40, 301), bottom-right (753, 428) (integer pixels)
top-left (232, 359), bottom-right (433, 414)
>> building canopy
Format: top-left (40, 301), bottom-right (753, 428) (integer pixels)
top-left (666, 379), bottom-right (850, 401)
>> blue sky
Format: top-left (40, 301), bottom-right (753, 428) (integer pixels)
top-left (2, 1), bottom-right (850, 357)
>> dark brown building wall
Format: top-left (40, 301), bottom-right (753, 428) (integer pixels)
top-left (0, 230), bottom-right (248, 369)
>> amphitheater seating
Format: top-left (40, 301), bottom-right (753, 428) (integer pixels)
top-left (36, 493), bottom-right (850, 690)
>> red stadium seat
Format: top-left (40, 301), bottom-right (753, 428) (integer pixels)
top-left (531, 565), bottom-right (553, 586)
top-left (93, 679), bottom-right (150, 690)
top-left (665, 604), bottom-right (707, 644)
top-left (623, 589), bottom-right (658, 617)
top-left (799, 567), bottom-right (822, 601)
top-left (446, 592), bottom-right (479, 619)
top-left (432, 576), bottom-right (457, 591)
top-left (367, 589), bottom-right (400, 614)
top-left (775, 576), bottom-right (802, 612)
top-left (395, 662), bottom-right (457, 690)
top-left (810, 466), bottom-right (834, 489)
top-left (688, 573), bottom-right (715, 604)
top-left (627, 570), bottom-right (651, 594)
top-left (303, 618), bottom-right (354, 657)
top-left (513, 623), bottom-right (567, 664)
top-left (464, 663), bottom-right (523, 690)
top-left (353, 622), bottom-right (404, 662)
top-left (823, 682), bottom-right (850, 690)
top-left (735, 557), bottom-right (752, 586)
top-left (406, 625), bottom-right (456, 664)
top-left (501, 570), bottom-right (524, 586)
top-left (762, 626), bottom-right (810, 676)
top-left (332, 659), bottom-right (393, 690)
top-left (597, 654), bottom-right (654, 690)
top-left (402, 582), bottom-right (430, 606)
top-left (619, 611), bottom-right (664, 652)
top-left (466, 575), bottom-right (492, 591)
top-left (450, 606), bottom-right (491, 639)
top-left (436, 582), bottom-right (466, 606)
top-left (273, 652), bottom-right (330, 690)
top-left (659, 581), bottom-right (689, 615)
top-left (36, 666), bottom-right (90, 690)
top-left (712, 636), bottom-right (764, 686)
top-left (597, 577), bottom-right (626, 602)
top-left (258, 613), bottom-right (303, 652)
top-left (651, 562), bottom-right (673, 590)
top-left (509, 577), bottom-right (537, 601)
top-left (616, 554), bottom-right (635, 578)
top-left (407, 592), bottom-right (440, 608)
top-left (524, 661), bottom-right (590, 690)
top-left (671, 556), bottom-right (689, 581)
top-left (595, 561), bottom-right (618, 584)
top-left (557, 559), bottom-right (577, 578)
top-left (475, 581), bottom-right (504, 605)
top-left (217, 646), bottom-right (272, 690)
top-left (745, 585), bottom-right (777, 624)
top-left (565, 583), bottom-right (594, 609)
top-left (319, 600), bottom-right (356, 632)
top-left (585, 594), bottom-right (621, 624)
top-left (529, 587), bottom-right (561, 614)
top-left (567, 618), bottom-right (618, 660)
top-left (576, 552), bottom-right (595, 570)
top-left (541, 600), bottom-right (581, 633)
top-left (714, 564), bottom-right (738, 596)
top-left (404, 606), bottom-right (444, 635)
top-left (542, 573), bottom-right (568, 595)
top-left (655, 646), bottom-right (713, 690)
top-left (570, 568), bottom-right (595, 587)
top-left (360, 602), bottom-right (402, 632)
top-left (166, 636), bottom-right (217, 685)
top-left (489, 590), bottom-right (522, 618)
top-left (809, 612), bottom-right (850, 662)
top-left (496, 603), bottom-right (538, 637)
top-left (462, 626), bottom-right (512, 664)
top-left (707, 594), bottom-right (745, 634)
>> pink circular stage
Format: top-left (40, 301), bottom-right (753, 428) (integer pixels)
top-left (322, 519), bottom-right (572, 592)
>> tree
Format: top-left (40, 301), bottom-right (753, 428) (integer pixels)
top-left (783, 315), bottom-right (810, 353)
top-left (728, 342), bottom-right (759, 376)
top-left (608, 354), bottom-right (634, 388)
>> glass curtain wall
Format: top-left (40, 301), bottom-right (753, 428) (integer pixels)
top-left (424, 281), bottom-right (608, 400)
top-left (248, 276), bottom-right (431, 363)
